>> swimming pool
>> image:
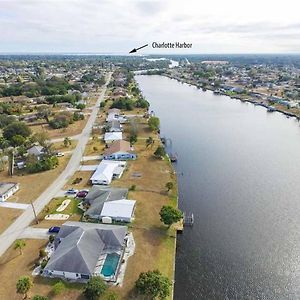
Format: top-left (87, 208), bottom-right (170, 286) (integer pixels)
top-left (101, 253), bottom-right (120, 277)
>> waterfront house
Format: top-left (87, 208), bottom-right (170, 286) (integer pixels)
top-left (84, 186), bottom-right (128, 219)
top-left (90, 160), bottom-right (126, 185)
top-left (83, 186), bottom-right (136, 222)
top-left (43, 221), bottom-right (128, 282)
top-left (0, 182), bottom-right (19, 202)
top-left (103, 140), bottom-right (136, 160)
top-left (107, 120), bottom-right (122, 132)
top-left (104, 132), bottom-right (123, 144)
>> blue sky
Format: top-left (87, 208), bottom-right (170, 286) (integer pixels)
top-left (0, 0), bottom-right (300, 54)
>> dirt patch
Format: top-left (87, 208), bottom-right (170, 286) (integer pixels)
top-left (0, 207), bottom-right (22, 235)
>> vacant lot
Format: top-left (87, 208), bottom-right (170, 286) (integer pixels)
top-left (0, 207), bottom-right (22, 235)
top-left (30, 118), bottom-right (87, 139)
top-left (0, 155), bottom-right (71, 204)
top-left (64, 170), bottom-right (94, 190)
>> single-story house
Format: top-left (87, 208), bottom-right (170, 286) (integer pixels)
top-left (103, 140), bottom-right (136, 160)
top-left (104, 132), bottom-right (123, 144)
top-left (107, 120), bottom-right (122, 132)
top-left (107, 108), bottom-right (121, 116)
top-left (106, 114), bottom-right (127, 123)
top-left (100, 199), bottom-right (136, 223)
top-left (27, 145), bottom-right (45, 159)
top-left (43, 221), bottom-right (128, 282)
top-left (84, 186), bottom-right (128, 219)
top-left (0, 182), bottom-right (19, 202)
top-left (90, 160), bottom-right (126, 185)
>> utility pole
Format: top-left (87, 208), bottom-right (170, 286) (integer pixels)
top-left (30, 200), bottom-right (39, 224)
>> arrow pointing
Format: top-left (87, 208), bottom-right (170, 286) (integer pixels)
top-left (129, 44), bottom-right (148, 54)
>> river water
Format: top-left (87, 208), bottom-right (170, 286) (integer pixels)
top-left (135, 75), bottom-right (300, 300)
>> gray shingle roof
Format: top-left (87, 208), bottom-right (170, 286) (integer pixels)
top-left (45, 221), bottom-right (127, 275)
top-left (84, 186), bottom-right (128, 218)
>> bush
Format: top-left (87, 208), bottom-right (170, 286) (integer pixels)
top-left (49, 112), bottom-right (73, 129)
top-left (135, 270), bottom-right (171, 300)
top-left (154, 146), bottom-right (166, 159)
top-left (26, 156), bottom-right (59, 173)
top-left (49, 235), bottom-right (55, 243)
top-left (110, 97), bottom-right (134, 110)
top-left (40, 259), bottom-right (48, 269)
top-left (159, 206), bottom-right (183, 227)
top-left (84, 276), bottom-right (107, 300)
top-left (32, 295), bottom-right (49, 300)
top-left (52, 281), bottom-right (65, 295)
top-left (39, 249), bottom-right (47, 258)
top-left (129, 185), bottom-right (136, 191)
top-left (148, 117), bottom-right (160, 131)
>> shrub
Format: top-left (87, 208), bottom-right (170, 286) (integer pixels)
top-left (39, 249), bottom-right (47, 258)
top-left (84, 276), bottom-right (107, 300)
top-left (148, 117), bottom-right (160, 131)
top-left (52, 281), bottom-right (65, 295)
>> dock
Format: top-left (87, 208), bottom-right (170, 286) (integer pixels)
top-left (175, 213), bottom-right (194, 233)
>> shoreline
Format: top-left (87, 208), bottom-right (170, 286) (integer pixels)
top-left (162, 73), bottom-right (300, 121)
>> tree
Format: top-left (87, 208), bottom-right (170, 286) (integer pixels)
top-left (154, 146), bottom-right (166, 159)
top-left (49, 235), bottom-right (55, 243)
top-left (32, 295), bottom-right (49, 300)
top-left (146, 136), bottom-right (154, 148)
top-left (16, 276), bottom-right (33, 299)
top-left (76, 103), bottom-right (86, 110)
top-left (105, 291), bottom-right (118, 300)
top-left (165, 182), bottom-right (174, 192)
top-left (84, 276), bottom-right (107, 300)
top-left (37, 105), bottom-right (51, 123)
top-left (135, 270), bottom-right (171, 300)
top-left (159, 206), bottom-right (183, 228)
top-left (129, 134), bottom-right (137, 145)
top-left (39, 249), bottom-right (47, 258)
top-left (11, 134), bottom-right (26, 146)
top-left (63, 137), bottom-right (71, 148)
top-left (3, 121), bottom-right (31, 141)
top-left (32, 131), bottom-right (50, 148)
top-left (148, 116), bottom-right (160, 131)
top-left (14, 239), bottom-right (26, 255)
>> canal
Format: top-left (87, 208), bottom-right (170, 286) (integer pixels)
top-left (135, 75), bottom-right (300, 300)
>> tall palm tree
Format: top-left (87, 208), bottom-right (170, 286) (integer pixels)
top-left (146, 137), bottom-right (154, 148)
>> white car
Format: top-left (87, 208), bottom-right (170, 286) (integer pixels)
top-left (55, 152), bottom-right (65, 157)
top-left (66, 188), bottom-right (78, 195)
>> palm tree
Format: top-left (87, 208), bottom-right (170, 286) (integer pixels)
top-left (14, 239), bottom-right (26, 255)
top-left (146, 137), bottom-right (154, 148)
top-left (63, 137), bottom-right (71, 148)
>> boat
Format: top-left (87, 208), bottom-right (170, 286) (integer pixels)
top-left (267, 107), bottom-right (275, 112)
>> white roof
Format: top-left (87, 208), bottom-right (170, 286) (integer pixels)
top-left (90, 160), bottom-right (126, 183)
top-left (104, 132), bottom-right (122, 142)
top-left (100, 199), bottom-right (136, 219)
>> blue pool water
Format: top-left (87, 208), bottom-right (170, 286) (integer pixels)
top-left (101, 253), bottom-right (120, 277)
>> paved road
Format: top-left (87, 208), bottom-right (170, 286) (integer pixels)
top-left (0, 73), bottom-right (112, 257)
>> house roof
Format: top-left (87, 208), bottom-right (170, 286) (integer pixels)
top-left (90, 160), bottom-right (126, 183)
top-left (108, 120), bottom-right (121, 131)
top-left (27, 145), bottom-right (44, 156)
top-left (104, 132), bottom-right (122, 142)
top-left (108, 108), bottom-right (120, 115)
top-left (45, 221), bottom-right (127, 275)
top-left (104, 140), bottom-right (132, 156)
top-left (84, 186), bottom-right (128, 217)
top-left (100, 199), bottom-right (136, 220)
top-left (0, 182), bottom-right (18, 196)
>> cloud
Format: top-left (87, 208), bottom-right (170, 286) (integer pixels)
top-left (0, 0), bottom-right (299, 53)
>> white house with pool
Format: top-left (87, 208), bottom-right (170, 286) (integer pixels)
top-left (43, 221), bottom-right (134, 283)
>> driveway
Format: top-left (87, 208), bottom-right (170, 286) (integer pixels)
top-left (19, 227), bottom-right (50, 240)
top-left (78, 165), bottom-right (98, 171)
top-left (0, 73), bottom-right (112, 257)
top-left (0, 202), bottom-right (29, 210)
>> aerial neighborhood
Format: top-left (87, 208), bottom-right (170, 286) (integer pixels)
top-left (0, 59), bottom-right (180, 300)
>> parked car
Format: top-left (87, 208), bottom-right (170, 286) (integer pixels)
top-left (66, 188), bottom-right (78, 194)
top-left (48, 226), bottom-right (60, 233)
top-left (55, 152), bottom-right (64, 157)
top-left (76, 190), bottom-right (88, 198)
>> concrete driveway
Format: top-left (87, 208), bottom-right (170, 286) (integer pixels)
top-left (19, 227), bottom-right (50, 240)
top-left (0, 202), bottom-right (29, 210)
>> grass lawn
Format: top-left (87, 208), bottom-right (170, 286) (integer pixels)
top-left (0, 239), bottom-right (84, 300)
top-left (51, 140), bottom-right (78, 152)
top-left (30, 118), bottom-right (87, 139)
top-left (0, 207), bottom-right (22, 235)
top-left (64, 171), bottom-right (94, 191)
top-left (83, 137), bottom-right (106, 156)
top-left (0, 155), bottom-right (71, 204)
top-left (32, 197), bottom-right (83, 228)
